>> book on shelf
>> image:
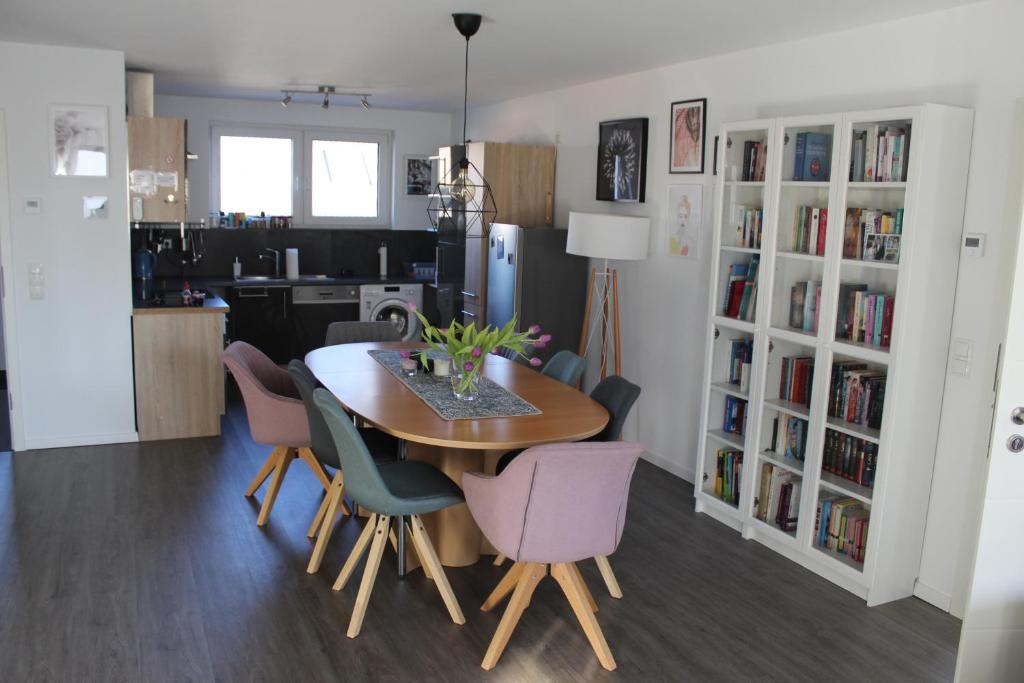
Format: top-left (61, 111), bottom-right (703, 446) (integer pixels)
top-left (729, 338), bottom-right (754, 392)
top-left (793, 132), bottom-right (832, 181)
top-left (723, 256), bottom-right (759, 321)
top-left (733, 205), bottom-right (763, 248)
top-left (836, 284), bottom-right (894, 348)
top-left (789, 281), bottom-right (822, 333)
top-left (822, 429), bottom-right (877, 487)
top-left (843, 207), bottom-right (903, 263)
top-left (816, 495), bottom-right (869, 563)
top-left (769, 415), bottom-right (810, 462)
top-left (849, 124), bottom-right (911, 183)
top-left (723, 396), bottom-right (747, 436)
top-left (829, 362), bottom-right (886, 429)
top-left (741, 140), bottom-right (767, 182)
top-left (756, 463), bottom-right (800, 531)
top-left (714, 449), bottom-right (743, 505)
top-left (779, 355), bottom-right (815, 407)
top-left (790, 206), bottom-right (828, 255)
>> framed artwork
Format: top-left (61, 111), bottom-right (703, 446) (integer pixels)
top-left (596, 118), bottom-right (649, 202)
top-left (50, 104), bottom-right (109, 177)
top-left (404, 155), bottom-right (433, 195)
top-left (666, 184), bottom-right (703, 259)
top-left (669, 98), bottom-right (707, 174)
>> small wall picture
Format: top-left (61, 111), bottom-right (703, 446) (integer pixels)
top-left (50, 105), bottom-right (109, 177)
top-left (670, 98), bottom-right (707, 174)
top-left (596, 118), bottom-right (649, 203)
top-left (404, 155), bottom-right (433, 196)
top-left (666, 184), bottom-right (703, 258)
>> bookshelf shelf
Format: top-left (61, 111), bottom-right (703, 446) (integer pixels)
top-left (760, 450), bottom-right (805, 475)
top-left (711, 382), bottom-right (748, 400)
top-left (696, 105), bottom-right (974, 606)
top-left (707, 429), bottom-right (745, 449)
top-left (825, 415), bottom-right (881, 444)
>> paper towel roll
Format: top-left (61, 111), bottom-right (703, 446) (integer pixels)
top-left (285, 248), bottom-right (299, 280)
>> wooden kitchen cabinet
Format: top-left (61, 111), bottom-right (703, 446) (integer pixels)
top-left (128, 116), bottom-right (187, 223)
top-left (133, 299), bottom-right (228, 441)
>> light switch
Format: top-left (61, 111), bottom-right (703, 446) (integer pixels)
top-left (951, 358), bottom-right (970, 377)
top-left (24, 198), bottom-right (41, 214)
top-left (28, 263), bottom-right (43, 300)
top-left (952, 338), bottom-right (973, 360)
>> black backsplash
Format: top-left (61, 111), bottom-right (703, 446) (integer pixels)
top-left (130, 227), bottom-right (437, 279)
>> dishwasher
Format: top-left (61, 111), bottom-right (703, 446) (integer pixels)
top-left (291, 284), bottom-right (361, 357)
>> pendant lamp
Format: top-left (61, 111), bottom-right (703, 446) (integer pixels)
top-left (427, 13), bottom-right (497, 239)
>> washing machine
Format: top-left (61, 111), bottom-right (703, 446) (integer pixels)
top-left (360, 283), bottom-right (423, 341)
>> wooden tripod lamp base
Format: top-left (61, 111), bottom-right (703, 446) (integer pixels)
top-left (577, 266), bottom-right (622, 380)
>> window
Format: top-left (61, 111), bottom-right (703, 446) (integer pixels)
top-left (211, 124), bottom-right (392, 227)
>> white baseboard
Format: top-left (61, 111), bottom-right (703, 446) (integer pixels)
top-left (641, 449), bottom-right (695, 484)
top-left (914, 579), bottom-right (953, 612)
top-left (23, 431), bottom-right (139, 451)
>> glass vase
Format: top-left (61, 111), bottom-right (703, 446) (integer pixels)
top-left (451, 370), bottom-right (481, 401)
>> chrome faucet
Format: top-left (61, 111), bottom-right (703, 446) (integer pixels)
top-left (259, 248), bottom-right (281, 277)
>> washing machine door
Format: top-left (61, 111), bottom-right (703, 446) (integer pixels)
top-left (372, 298), bottom-right (422, 341)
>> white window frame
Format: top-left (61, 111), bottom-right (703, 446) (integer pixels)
top-left (210, 122), bottom-right (393, 229)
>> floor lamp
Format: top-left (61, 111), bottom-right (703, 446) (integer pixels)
top-left (566, 212), bottom-right (651, 380)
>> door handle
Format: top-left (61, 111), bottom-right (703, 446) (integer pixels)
top-left (1008, 435), bottom-right (1024, 453)
top-left (461, 309), bottom-right (477, 318)
top-left (1011, 406), bottom-right (1024, 426)
top-left (461, 291), bottom-right (478, 298)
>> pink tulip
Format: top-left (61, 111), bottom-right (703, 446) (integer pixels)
top-left (463, 361), bottom-right (475, 372)
top-left (539, 333), bottom-right (552, 343)
top-left (471, 346), bottom-right (482, 358)
top-left (528, 324), bottom-right (541, 335)
top-left (406, 301), bottom-right (418, 311)
top-left (534, 341), bottom-right (547, 349)
top-left (529, 357), bottom-right (543, 367)
top-left (399, 350), bottom-right (411, 359)
top-left (490, 349), bottom-right (501, 355)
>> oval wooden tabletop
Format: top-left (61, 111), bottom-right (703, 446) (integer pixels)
top-left (305, 341), bottom-right (609, 450)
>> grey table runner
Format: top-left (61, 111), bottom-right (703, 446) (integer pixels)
top-left (368, 349), bottom-right (542, 421)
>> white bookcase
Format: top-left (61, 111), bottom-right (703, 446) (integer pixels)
top-left (694, 104), bottom-right (974, 605)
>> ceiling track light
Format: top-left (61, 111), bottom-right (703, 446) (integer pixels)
top-left (279, 86), bottom-right (372, 110)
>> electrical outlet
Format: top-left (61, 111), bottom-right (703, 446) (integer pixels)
top-left (162, 238), bottom-right (173, 250)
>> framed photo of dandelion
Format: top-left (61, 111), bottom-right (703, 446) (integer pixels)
top-left (49, 105), bottom-right (109, 177)
top-left (666, 184), bottom-right (702, 258)
top-left (596, 118), bottom-right (648, 203)
top-left (669, 98), bottom-right (707, 174)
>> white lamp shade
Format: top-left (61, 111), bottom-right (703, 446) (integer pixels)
top-left (566, 212), bottom-right (651, 261)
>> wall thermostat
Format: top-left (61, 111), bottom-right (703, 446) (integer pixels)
top-left (963, 232), bottom-right (985, 258)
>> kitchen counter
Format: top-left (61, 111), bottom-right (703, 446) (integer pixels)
top-left (133, 295), bottom-right (230, 314)
top-left (142, 275), bottom-right (433, 292)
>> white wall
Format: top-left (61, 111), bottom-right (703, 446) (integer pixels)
top-left (0, 41), bottom-right (136, 449)
top-left (154, 95), bottom-right (452, 230)
top-left (464, 0), bottom-right (1023, 617)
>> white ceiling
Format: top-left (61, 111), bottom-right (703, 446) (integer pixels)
top-left (0, 0), bottom-right (983, 111)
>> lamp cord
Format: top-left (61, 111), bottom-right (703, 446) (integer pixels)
top-left (462, 36), bottom-right (469, 146)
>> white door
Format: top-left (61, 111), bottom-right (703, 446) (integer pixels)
top-left (954, 149), bottom-right (1024, 680)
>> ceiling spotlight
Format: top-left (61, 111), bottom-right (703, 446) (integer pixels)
top-left (281, 92), bottom-right (292, 107)
top-left (361, 96), bottom-right (371, 110)
top-left (322, 93), bottom-right (330, 109)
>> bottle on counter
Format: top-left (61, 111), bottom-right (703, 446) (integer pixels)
top-left (182, 280), bottom-right (192, 306)
top-left (233, 257), bottom-right (242, 279)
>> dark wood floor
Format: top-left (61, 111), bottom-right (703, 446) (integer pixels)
top-left (0, 399), bottom-right (960, 682)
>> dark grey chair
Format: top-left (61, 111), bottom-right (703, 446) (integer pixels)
top-left (325, 320), bottom-right (401, 346)
top-left (288, 359), bottom-right (398, 573)
top-left (312, 387), bottom-right (467, 638)
top-left (541, 350), bottom-right (585, 387)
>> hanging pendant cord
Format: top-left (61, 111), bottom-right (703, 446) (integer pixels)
top-left (462, 36), bottom-right (469, 146)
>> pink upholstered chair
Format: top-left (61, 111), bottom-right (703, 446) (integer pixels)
top-left (223, 341), bottom-right (331, 526)
top-left (463, 441), bottom-right (644, 671)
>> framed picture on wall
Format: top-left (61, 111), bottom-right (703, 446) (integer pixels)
top-left (596, 117), bottom-right (649, 202)
top-left (666, 184), bottom-right (703, 258)
top-left (669, 98), bottom-right (707, 174)
top-left (49, 104), bottom-right (109, 177)
top-left (404, 155), bottom-right (433, 195)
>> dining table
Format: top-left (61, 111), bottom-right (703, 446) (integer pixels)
top-left (304, 341), bottom-right (609, 574)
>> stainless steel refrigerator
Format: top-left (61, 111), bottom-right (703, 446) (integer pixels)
top-left (486, 224), bottom-right (589, 365)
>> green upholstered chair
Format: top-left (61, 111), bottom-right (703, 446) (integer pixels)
top-left (312, 387), bottom-right (466, 638)
top-left (540, 350), bottom-right (586, 386)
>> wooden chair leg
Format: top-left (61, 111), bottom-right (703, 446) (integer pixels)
top-left (570, 563), bottom-right (598, 612)
top-left (246, 446), bottom-right (284, 497)
top-left (481, 562), bottom-right (546, 671)
top-left (307, 489), bottom-right (331, 538)
top-left (256, 447), bottom-right (294, 527)
top-left (297, 446), bottom-right (332, 490)
top-left (594, 555), bottom-right (623, 599)
top-left (481, 562), bottom-right (525, 612)
top-left (347, 515), bottom-right (391, 639)
top-left (409, 514), bottom-right (465, 626)
top-left (333, 513), bottom-right (379, 591)
top-left (406, 521), bottom-right (432, 581)
top-left (552, 563), bottom-right (616, 671)
top-left (493, 553), bottom-right (507, 566)
top-left (307, 473), bottom-right (346, 574)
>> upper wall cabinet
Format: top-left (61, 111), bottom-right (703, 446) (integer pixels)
top-left (128, 116), bottom-right (187, 223)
